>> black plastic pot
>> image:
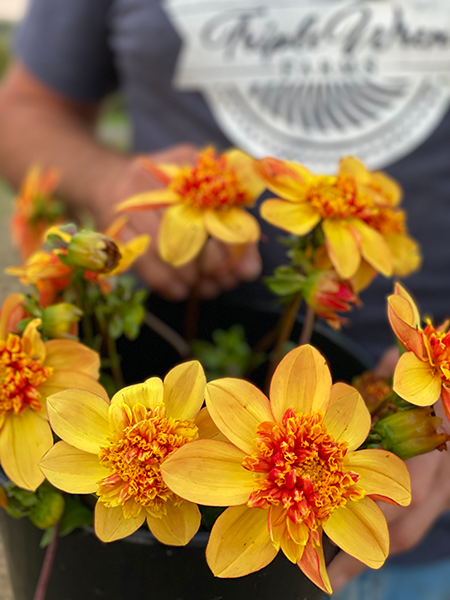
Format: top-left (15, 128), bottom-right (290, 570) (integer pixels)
top-left (0, 297), bottom-right (373, 600)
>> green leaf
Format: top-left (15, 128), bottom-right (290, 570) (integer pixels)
top-left (40, 526), bottom-right (56, 549)
top-left (59, 496), bottom-right (93, 537)
top-left (108, 314), bottom-right (124, 340)
top-left (123, 305), bottom-right (144, 340)
top-left (265, 266), bottom-right (305, 297)
top-left (29, 489), bottom-right (65, 530)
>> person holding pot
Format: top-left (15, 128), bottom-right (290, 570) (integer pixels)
top-left (0, 1), bottom-right (450, 598)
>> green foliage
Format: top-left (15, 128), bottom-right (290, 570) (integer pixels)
top-left (191, 325), bottom-right (264, 381)
top-left (3, 481), bottom-right (65, 529)
top-left (265, 266), bottom-right (305, 298)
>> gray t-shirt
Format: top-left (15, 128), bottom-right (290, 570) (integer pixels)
top-left (14, 0), bottom-right (450, 566)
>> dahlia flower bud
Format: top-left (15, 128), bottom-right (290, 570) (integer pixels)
top-left (29, 488), bottom-right (65, 530)
top-left (41, 303), bottom-right (82, 339)
top-left (303, 270), bottom-right (359, 329)
top-left (66, 230), bottom-right (121, 273)
top-left (374, 407), bottom-right (450, 461)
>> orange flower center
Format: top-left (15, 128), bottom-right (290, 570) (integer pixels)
top-left (242, 409), bottom-right (364, 530)
top-left (308, 174), bottom-right (405, 234)
top-left (98, 403), bottom-right (198, 518)
top-left (0, 333), bottom-right (51, 416)
top-left (170, 148), bottom-right (250, 210)
top-left (423, 323), bottom-right (450, 383)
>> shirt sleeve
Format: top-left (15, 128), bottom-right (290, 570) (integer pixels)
top-left (14, 0), bottom-right (118, 102)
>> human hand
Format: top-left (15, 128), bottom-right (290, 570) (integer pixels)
top-left (92, 144), bottom-right (262, 300)
top-left (328, 399), bottom-right (450, 593)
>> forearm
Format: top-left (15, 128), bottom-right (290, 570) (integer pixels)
top-left (0, 63), bottom-right (131, 216)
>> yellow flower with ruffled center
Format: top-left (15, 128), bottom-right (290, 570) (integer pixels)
top-left (161, 345), bottom-right (411, 594)
top-left (388, 283), bottom-right (450, 421)
top-left (0, 294), bottom-right (104, 491)
top-left (258, 156), bottom-right (421, 280)
top-left (40, 361), bottom-right (223, 545)
top-left (116, 147), bottom-right (264, 267)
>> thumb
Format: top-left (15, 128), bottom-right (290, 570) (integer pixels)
top-left (327, 551), bottom-right (367, 593)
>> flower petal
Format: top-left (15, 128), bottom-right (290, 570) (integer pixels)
top-left (323, 383), bottom-right (371, 451)
top-left (388, 295), bottom-right (424, 356)
top-left (47, 390), bottom-right (111, 454)
top-left (95, 502), bottom-right (145, 542)
top-left (206, 505), bottom-right (277, 578)
top-left (0, 293), bottom-right (25, 339)
top-left (146, 499), bottom-right (201, 546)
top-left (0, 410), bottom-right (53, 491)
top-left (204, 208), bottom-right (260, 244)
top-left (345, 449), bottom-right (411, 506)
top-left (224, 149), bottom-right (265, 201)
top-left (116, 188), bottom-right (180, 212)
top-left (260, 199), bottom-right (320, 236)
top-left (40, 440), bottom-right (108, 493)
top-left (38, 370), bottom-right (109, 403)
top-left (349, 219), bottom-right (392, 277)
top-left (255, 157), bottom-right (314, 201)
top-left (270, 345), bottom-right (332, 422)
top-left (163, 361), bottom-right (206, 420)
top-left (161, 439), bottom-right (254, 506)
top-left (393, 352), bottom-right (442, 406)
top-left (324, 496), bottom-right (389, 568)
top-left (44, 339), bottom-right (101, 378)
top-left (323, 219), bottom-right (361, 279)
top-left (111, 377), bottom-right (163, 410)
top-left (298, 535), bottom-right (332, 595)
top-left (386, 234), bottom-right (422, 277)
top-left (195, 407), bottom-right (227, 441)
top-left (206, 378), bottom-right (272, 454)
top-left (158, 204), bottom-right (207, 267)
top-left (441, 386), bottom-right (450, 421)
top-left (22, 319), bottom-right (46, 363)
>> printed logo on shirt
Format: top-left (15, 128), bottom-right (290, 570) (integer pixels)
top-left (164, 0), bottom-right (450, 171)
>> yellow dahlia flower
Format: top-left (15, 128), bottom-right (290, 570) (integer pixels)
top-left (116, 147), bottom-right (264, 267)
top-left (40, 361), bottom-right (218, 545)
top-left (258, 156), bottom-right (421, 280)
top-left (161, 345), bottom-right (411, 593)
top-left (388, 283), bottom-right (450, 420)
top-left (0, 294), bottom-right (104, 491)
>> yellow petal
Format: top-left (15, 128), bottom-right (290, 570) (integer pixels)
top-left (22, 319), bottom-right (46, 363)
top-left (163, 361), bottom-right (206, 420)
top-left (44, 339), bottom-right (101, 378)
top-left (206, 505), bottom-right (277, 578)
top-left (270, 345), bottom-right (332, 423)
top-left (349, 219), bottom-right (392, 277)
top-left (280, 532), bottom-right (305, 563)
top-left (386, 233), bottom-right (422, 277)
top-left (369, 171), bottom-right (403, 207)
top-left (298, 535), bottom-right (332, 595)
top-left (111, 377), bottom-right (163, 410)
top-left (40, 440), bottom-right (107, 493)
top-left (388, 295), bottom-right (424, 356)
top-left (47, 389), bottom-right (111, 454)
top-left (255, 157), bottom-right (314, 201)
top-left (205, 378), bottom-right (272, 454)
top-left (195, 407), bottom-right (227, 441)
top-left (394, 283), bottom-right (421, 326)
top-left (116, 188), bottom-right (180, 212)
top-left (339, 157), bottom-right (370, 184)
top-left (0, 293), bottom-right (25, 339)
top-left (0, 410), bottom-right (53, 491)
top-left (146, 499), bottom-right (201, 546)
top-left (204, 208), bottom-right (260, 244)
top-left (351, 260), bottom-right (377, 294)
top-left (323, 219), bottom-right (361, 279)
top-left (95, 502), bottom-right (145, 542)
top-left (159, 204), bottom-right (207, 267)
top-left (323, 383), bottom-right (371, 451)
top-left (110, 234), bottom-right (150, 276)
top-left (393, 352), bottom-right (442, 406)
top-left (345, 449), bottom-right (411, 506)
top-left (38, 370), bottom-right (109, 403)
top-left (224, 149), bottom-right (265, 201)
top-left (260, 199), bottom-right (320, 236)
top-left (324, 496), bottom-right (389, 568)
top-left (161, 439), bottom-right (254, 506)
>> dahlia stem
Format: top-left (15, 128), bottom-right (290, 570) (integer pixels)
top-left (184, 293), bottom-right (201, 343)
top-left (33, 522), bottom-right (60, 600)
top-left (298, 305), bottom-right (316, 346)
top-left (265, 292), bottom-right (302, 391)
top-left (143, 311), bottom-right (191, 358)
top-left (107, 333), bottom-right (125, 390)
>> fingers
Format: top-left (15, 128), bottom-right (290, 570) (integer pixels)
top-left (327, 550), bottom-right (367, 592)
top-left (374, 345), bottom-right (399, 377)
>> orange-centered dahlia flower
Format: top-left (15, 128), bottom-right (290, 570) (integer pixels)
top-left (388, 283), bottom-right (450, 420)
top-left (258, 156), bottom-right (421, 280)
top-left (40, 361), bottom-right (219, 545)
top-left (0, 294), bottom-right (104, 491)
top-left (161, 345), bottom-right (411, 593)
top-left (116, 148), bottom-right (264, 267)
